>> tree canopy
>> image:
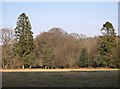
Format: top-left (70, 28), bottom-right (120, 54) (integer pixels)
top-left (1, 13), bottom-right (119, 69)
top-left (14, 13), bottom-right (35, 68)
top-left (98, 21), bottom-right (118, 68)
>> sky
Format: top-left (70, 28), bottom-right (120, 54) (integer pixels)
top-left (118, 2), bottom-right (120, 35)
top-left (1, 2), bottom-right (118, 37)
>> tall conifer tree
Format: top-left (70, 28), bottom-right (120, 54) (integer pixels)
top-left (14, 13), bottom-right (35, 68)
top-left (98, 21), bottom-right (117, 67)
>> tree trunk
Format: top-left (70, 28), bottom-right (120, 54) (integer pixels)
top-left (3, 65), bottom-right (5, 69)
top-left (105, 65), bottom-right (107, 68)
top-left (2, 62), bottom-right (4, 69)
top-left (29, 65), bottom-right (31, 69)
top-left (22, 65), bottom-right (24, 69)
top-left (10, 60), bottom-right (13, 69)
top-left (3, 60), bottom-right (5, 69)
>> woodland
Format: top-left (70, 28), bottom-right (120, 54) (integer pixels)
top-left (0, 13), bottom-right (120, 69)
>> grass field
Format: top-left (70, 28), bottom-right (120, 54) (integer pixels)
top-left (2, 69), bottom-right (119, 87)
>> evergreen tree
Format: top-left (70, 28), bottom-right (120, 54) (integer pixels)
top-left (98, 21), bottom-right (117, 68)
top-left (14, 13), bottom-right (35, 69)
top-left (43, 47), bottom-right (52, 68)
top-left (79, 48), bottom-right (88, 67)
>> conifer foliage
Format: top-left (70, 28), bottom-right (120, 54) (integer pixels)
top-left (98, 21), bottom-right (117, 67)
top-left (14, 13), bottom-right (35, 68)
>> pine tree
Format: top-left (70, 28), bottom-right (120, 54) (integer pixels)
top-left (98, 21), bottom-right (117, 68)
top-left (79, 48), bottom-right (88, 67)
top-left (14, 13), bottom-right (35, 69)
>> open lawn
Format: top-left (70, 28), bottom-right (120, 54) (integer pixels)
top-left (1, 69), bottom-right (119, 87)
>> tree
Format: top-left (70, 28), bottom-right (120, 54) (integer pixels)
top-left (98, 21), bottom-right (117, 68)
top-left (79, 48), bottom-right (88, 67)
top-left (34, 28), bottom-right (81, 69)
top-left (43, 47), bottom-right (52, 68)
top-left (14, 13), bottom-right (35, 69)
top-left (118, 36), bottom-right (120, 68)
top-left (0, 28), bottom-right (14, 68)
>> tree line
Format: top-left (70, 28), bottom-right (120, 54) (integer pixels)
top-left (0, 13), bottom-right (119, 69)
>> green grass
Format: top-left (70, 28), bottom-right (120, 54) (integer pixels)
top-left (2, 71), bottom-right (119, 87)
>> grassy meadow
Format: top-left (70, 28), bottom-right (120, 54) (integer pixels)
top-left (2, 69), bottom-right (119, 87)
